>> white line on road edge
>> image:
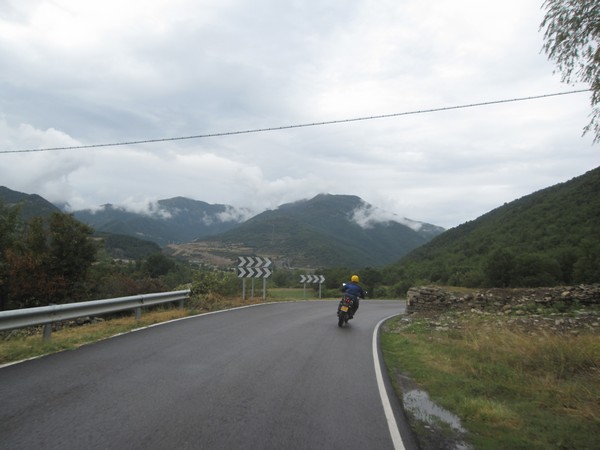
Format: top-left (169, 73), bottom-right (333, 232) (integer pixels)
top-left (373, 315), bottom-right (406, 450)
top-left (0, 303), bottom-right (272, 369)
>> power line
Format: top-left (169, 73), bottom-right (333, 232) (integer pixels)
top-left (1, 89), bottom-right (591, 154)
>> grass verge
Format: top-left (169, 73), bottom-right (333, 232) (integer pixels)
top-left (381, 314), bottom-right (600, 449)
top-left (268, 287), bottom-right (330, 300)
top-left (0, 308), bottom-right (192, 365)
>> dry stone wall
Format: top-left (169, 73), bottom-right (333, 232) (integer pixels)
top-left (407, 284), bottom-right (600, 314)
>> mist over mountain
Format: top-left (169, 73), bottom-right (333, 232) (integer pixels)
top-left (69, 197), bottom-right (253, 246)
top-left (3, 164), bottom-right (598, 283)
top-left (66, 193), bottom-right (444, 267)
top-left (0, 186), bottom-right (444, 268)
top-left (173, 194), bottom-right (445, 268)
top-left (5, 163), bottom-right (599, 280)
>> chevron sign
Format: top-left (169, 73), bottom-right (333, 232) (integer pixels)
top-left (237, 267), bottom-right (273, 278)
top-left (237, 256), bottom-right (272, 278)
top-left (238, 256), bottom-right (272, 268)
top-left (300, 274), bottom-right (325, 284)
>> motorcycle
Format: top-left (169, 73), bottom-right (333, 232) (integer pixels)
top-left (337, 294), bottom-right (355, 327)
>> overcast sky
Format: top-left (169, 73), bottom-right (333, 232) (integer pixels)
top-left (0, 0), bottom-right (598, 229)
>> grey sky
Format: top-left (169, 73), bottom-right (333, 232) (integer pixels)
top-left (0, 0), bottom-right (598, 229)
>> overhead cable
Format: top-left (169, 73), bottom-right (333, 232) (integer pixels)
top-left (1, 89), bottom-right (591, 154)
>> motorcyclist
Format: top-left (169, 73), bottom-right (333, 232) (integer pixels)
top-left (341, 274), bottom-right (365, 319)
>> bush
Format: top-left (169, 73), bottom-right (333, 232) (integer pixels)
top-left (191, 270), bottom-right (239, 298)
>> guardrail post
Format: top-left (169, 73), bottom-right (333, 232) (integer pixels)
top-left (43, 323), bottom-right (52, 341)
top-left (178, 298), bottom-right (184, 309)
top-left (135, 307), bottom-right (142, 320)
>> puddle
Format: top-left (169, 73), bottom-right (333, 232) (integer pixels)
top-left (397, 373), bottom-right (472, 450)
top-left (403, 389), bottom-right (466, 433)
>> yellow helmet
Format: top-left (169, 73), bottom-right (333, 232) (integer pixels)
top-left (351, 275), bottom-right (359, 283)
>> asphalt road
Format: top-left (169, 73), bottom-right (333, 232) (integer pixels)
top-left (0, 300), bottom-right (414, 450)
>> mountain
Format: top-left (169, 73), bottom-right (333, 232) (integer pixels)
top-left (388, 166), bottom-right (600, 287)
top-left (169, 194), bottom-right (445, 268)
top-left (0, 186), bottom-right (163, 260)
top-left (0, 186), bottom-right (62, 220)
top-left (1, 186), bottom-right (445, 268)
top-left (71, 197), bottom-right (249, 246)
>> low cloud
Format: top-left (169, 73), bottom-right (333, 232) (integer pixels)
top-left (1, 1), bottom-right (597, 231)
top-left (350, 202), bottom-right (423, 231)
top-left (215, 205), bottom-right (255, 224)
top-left (84, 199), bottom-right (253, 224)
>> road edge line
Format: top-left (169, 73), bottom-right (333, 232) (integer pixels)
top-left (373, 315), bottom-right (406, 450)
top-left (0, 303), bottom-right (276, 369)
top-left (1, 301), bottom-right (341, 369)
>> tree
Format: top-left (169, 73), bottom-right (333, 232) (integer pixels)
top-left (360, 267), bottom-right (383, 297)
top-left (513, 253), bottom-right (562, 287)
top-left (2, 213), bottom-right (97, 309)
top-left (47, 213), bottom-right (97, 300)
top-left (541, 0), bottom-right (600, 142)
top-left (572, 239), bottom-right (600, 282)
top-left (0, 202), bottom-right (21, 253)
top-left (0, 202), bottom-right (22, 309)
top-left (484, 249), bottom-right (516, 287)
top-left (143, 253), bottom-right (175, 278)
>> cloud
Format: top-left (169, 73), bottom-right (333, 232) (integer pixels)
top-left (0, 0), bottom-right (598, 231)
top-left (0, 117), bottom-right (90, 202)
top-left (215, 205), bottom-right (254, 224)
top-left (350, 200), bottom-right (424, 231)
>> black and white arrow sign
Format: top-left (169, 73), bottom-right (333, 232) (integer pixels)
top-left (300, 275), bottom-right (325, 284)
top-left (237, 256), bottom-right (273, 278)
top-left (237, 267), bottom-right (273, 279)
top-left (238, 256), bottom-right (272, 269)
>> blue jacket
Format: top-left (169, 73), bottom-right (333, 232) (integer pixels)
top-left (342, 282), bottom-right (365, 299)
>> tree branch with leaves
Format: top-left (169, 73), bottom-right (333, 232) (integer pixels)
top-left (541, 0), bottom-right (600, 142)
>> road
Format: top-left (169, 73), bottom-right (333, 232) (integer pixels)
top-left (0, 300), bottom-right (415, 450)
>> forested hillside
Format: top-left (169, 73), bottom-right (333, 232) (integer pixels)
top-left (0, 186), bottom-right (62, 220)
top-left (4, 166), bottom-right (599, 306)
top-left (386, 167), bottom-right (600, 290)
top-left (0, 191), bottom-right (192, 311)
top-left (193, 194), bottom-right (444, 267)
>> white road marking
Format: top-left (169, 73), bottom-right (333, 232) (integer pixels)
top-left (373, 315), bottom-right (406, 450)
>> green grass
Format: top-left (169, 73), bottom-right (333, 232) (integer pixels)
top-left (268, 287), bottom-right (321, 300)
top-left (381, 315), bottom-right (600, 449)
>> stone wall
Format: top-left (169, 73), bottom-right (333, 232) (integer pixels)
top-left (406, 284), bottom-right (600, 314)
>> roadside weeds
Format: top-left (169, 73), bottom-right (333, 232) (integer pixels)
top-left (381, 311), bottom-right (600, 449)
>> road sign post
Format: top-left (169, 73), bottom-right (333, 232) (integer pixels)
top-left (237, 256), bottom-right (273, 300)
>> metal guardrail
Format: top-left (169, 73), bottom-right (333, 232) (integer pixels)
top-left (0, 289), bottom-right (191, 340)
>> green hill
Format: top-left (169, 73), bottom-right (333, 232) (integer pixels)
top-left (1, 187), bottom-right (445, 269)
top-left (0, 186), bottom-right (62, 220)
top-left (387, 166), bottom-right (600, 288)
top-left (0, 187), bottom-right (162, 261)
top-left (196, 194), bottom-right (445, 268)
top-left (95, 232), bottom-right (162, 260)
